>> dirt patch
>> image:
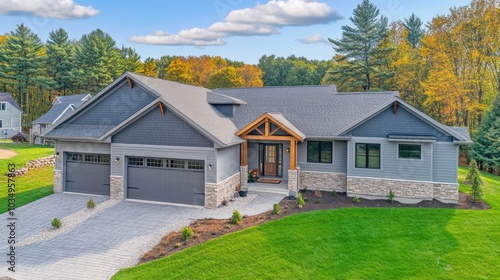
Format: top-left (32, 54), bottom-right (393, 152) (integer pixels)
top-left (0, 149), bottom-right (17, 159)
top-left (140, 190), bottom-right (490, 263)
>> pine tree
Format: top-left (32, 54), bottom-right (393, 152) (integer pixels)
top-left (46, 28), bottom-right (74, 94)
top-left (470, 94), bottom-right (500, 171)
top-left (328, 0), bottom-right (393, 91)
top-left (119, 46), bottom-right (141, 72)
top-left (403, 13), bottom-right (424, 48)
top-left (465, 159), bottom-right (484, 202)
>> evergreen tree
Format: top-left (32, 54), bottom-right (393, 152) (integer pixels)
top-left (46, 28), bottom-right (74, 94)
top-left (0, 24), bottom-right (51, 124)
top-left (470, 94), bottom-right (500, 170)
top-left (119, 46), bottom-right (141, 72)
top-left (71, 29), bottom-right (123, 93)
top-left (403, 13), bottom-right (424, 48)
top-left (328, 0), bottom-right (392, 91)
top-left (465, 159), bottom-right (484, 202)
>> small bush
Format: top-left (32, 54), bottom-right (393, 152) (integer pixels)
top-left (51, 218), bottom-right (61, 229)
top-left (174, 242), bottom-right (181, 248)
top-left (231, 210), bottom-right (242, 224)
top-left (86, 198), bottom-right (96, 209)
top-left (387, 190), bottom-right (395, 202)
top-left (332, 190), bottom-right (337, 196)
top-left (352, 196), bottom-right (360, 203)
top-left (10, 132), bottom-right (27, 142)
top-left (180, 226), bottom-right (194, 241)
top-left (297, 193), bottom-right (305, 208)
top-left (272, 203), bottom-right (281, 215)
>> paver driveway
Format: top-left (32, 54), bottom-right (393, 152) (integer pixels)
top-left (0, 192), bottom-right (283, 280)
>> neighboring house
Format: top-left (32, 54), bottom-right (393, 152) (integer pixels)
top-left (0, 92), bottom-right (22, 139)
top-left (31, 94), bottom-right (91, 144)
top-left (42, 72), bottom-right (472, 208)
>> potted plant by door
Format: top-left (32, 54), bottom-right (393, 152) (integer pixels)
top-left (247, 168), bottom-right (259, 183)
top-left (236, 185), bottom-right (248, 197)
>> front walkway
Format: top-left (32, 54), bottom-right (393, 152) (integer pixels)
top-left (0, 192), bottom-right (284, 280)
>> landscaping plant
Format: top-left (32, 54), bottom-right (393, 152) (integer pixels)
top-left (86, 198), bottom-right (96, 209)
top-left (180, 227), bottom-right (194, 241)
top-left (352, 196), bottom-right (360, 203)
top-left (51, 217), bottom-right (61, 229)
top-left (387, 190), bottom-right (395, 202)
top-left (466, 159), bottom-right (484, 202)
top-left (297, 193), bottom-right (305, 208)
top-left (231, 210), bottom-right (242, 224)
top-left (272, 203), bottom-right (281, 215)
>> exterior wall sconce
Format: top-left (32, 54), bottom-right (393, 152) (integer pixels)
top-left (208, 164), bottom-right (212, 171)
top-left (55, 152), bottom-right (60, 158)
top-left (286, 148), bottom-right (290, 153)
top-left (115, 157), bottom-right (120, 163)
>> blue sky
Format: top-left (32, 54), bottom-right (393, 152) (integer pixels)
top-left (0, 0), bottom-right (472, 64)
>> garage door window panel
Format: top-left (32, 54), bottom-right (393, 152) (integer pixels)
top-left (128, 157), bottom-right (144, 166)
top-left (146, 158), bottom-right (163, 168)
top-left (188, 160), bottom-right (204, 170)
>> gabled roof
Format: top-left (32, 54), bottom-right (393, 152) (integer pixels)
top-left (0, 92), bottom-right (22, 112)
top-left (214, 87), bottom-right (398, 137)
top-left (236, 112), bottom-right (305, 141)
top-left (33, 94), bottom-right (91, 125)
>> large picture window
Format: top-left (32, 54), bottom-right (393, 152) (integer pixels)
top-left (307, 141), bottom-right (332, 163)
top-left (355, 143), bottom-right (380, 169)
top-left (399, 144), bottom-right (421, 159)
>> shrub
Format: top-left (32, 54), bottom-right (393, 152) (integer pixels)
top-left (86, 198), bottom-right (96, 209)
top-left (352, 196), bottom-right (360, 203)
top-left (180, 226), bottom-right (194, 241)
top-left (314, 190), bottom-right (322, 203)
top-left (466, 159), bottom-right (484, 202)
top-left (297, 193), bottom-right (305, 208)
top-left (174, 242), bottom-right (181, 248)
top-left (272, 203), bottom-right (281, 215)
top-left (10, 132), bottom-right (27, 142)
top-left (332, 190), bottom-right (337, 196)
top-left (231, 210), bottom-right (242, 224)
top-left (387, 190), bottom-right (395, 202)
top-left (51, 218), bottom-right (61, 229)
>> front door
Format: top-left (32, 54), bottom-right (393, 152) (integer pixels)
top-left (264, 144), bottom-right (277, 176)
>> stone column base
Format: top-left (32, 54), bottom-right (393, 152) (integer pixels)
top-left (288, 169), bottom-right (298, 197)
top-left (205, 173), bottom-right (241, 208)
top-left (240, 165), bottom-right (248, 189)
top-left (54, 170), bottom-right (63, 193)
top-left (110, 176), bottom-right (124, 200)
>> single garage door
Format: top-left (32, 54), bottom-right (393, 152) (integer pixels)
top-left (127, 157), bottom-right (205, 206)
top-left (65, 153), bottom-right (111, 196)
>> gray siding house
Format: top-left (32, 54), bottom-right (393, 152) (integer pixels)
top-left (43, 73), bottom-right (472, 208)
top-left (31, 93), bottom-right (91, 144)
top-left (0, 92), bottom-right (22, 138)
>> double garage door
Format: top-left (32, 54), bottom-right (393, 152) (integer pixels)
top-left (65, 153), bottom-right (111, 196)
top-left (127, 157), bottom-right (205, 206)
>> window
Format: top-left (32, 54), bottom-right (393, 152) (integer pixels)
top-left (355, 143), bottom-right (380, 169)
top-left (307, 141), bottom-right (332, 163)
top-left (128, 157), bottom-right (144, 166)
top-left (0, 102), bottom-right (6, 111)
top-left (0, 120), bottom-right (3, 128)
top-left (170, 160), bottom-right (185, 169)
top-left (399, 144), bottom-right (421, 159)
top-left (188, 160), bottom-right (204, 170)
top-left (146, 158), bottom-right (163, 167)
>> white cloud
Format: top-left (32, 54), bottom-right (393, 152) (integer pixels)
top-left (226, 0), bottom-right (342, 26)
top-left (129, 0), bottom-right (342, 46)
top-left (0, 0), bottom-right (99, 19)
top-left (297, 34), bottom-right (327, 44)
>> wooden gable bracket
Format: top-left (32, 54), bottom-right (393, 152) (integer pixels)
top-left (158, 101), bottom-right (165, 116)
top-left (393, 101), bottom-right (398, 115)
top-left (126, 76), bottom-right (134, 89)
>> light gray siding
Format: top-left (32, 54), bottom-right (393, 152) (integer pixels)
top-left (111, 143), bottom-right (217, 183)
top-left (70, 82), bottom-right (155, 126)
top-left (0, 104), bottom-right (22, 138)
top-left (55, 141), bottom-right (111, 170)
top-left (347, 137), bottom-right (432, 182)
top-left (432, 142), bottom-right (458, 183)
top-left (348, 106), bottom-right (453, 142)
top-left (112, 106), bottom-right (213, 147)
top-left (216, 145), bottom-right (240, 182)
top-left (248, 141), bottom-right (290, 179)
top-left (298, 140), bottom-right (347, 173)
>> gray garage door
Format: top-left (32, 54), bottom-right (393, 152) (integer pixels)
top-left (127, 157), bottom-right (205, 206)
top-left (65, 153), bottom-right (111, 196)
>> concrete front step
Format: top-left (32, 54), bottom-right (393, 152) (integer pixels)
top-left (247, 185), bottom-right (289, 196)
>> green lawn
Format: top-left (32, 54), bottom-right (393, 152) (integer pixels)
top-left (114, 167), bottom-right (500, 280)
top-left (0, 143), bottom-right (54, 214)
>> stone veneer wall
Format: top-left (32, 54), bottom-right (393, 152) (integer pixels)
top-left (205, 172), bottom-right (240, 208)
top-left (433, 182), bottom-right (459, 203)
top-left (300, 171), bottom-right (347, 192)
top-left (347, 176), bottom-right (459, 204)
top-left (110, 176), bottom-right (124, 200)
top-left (288, 169), bottom-right (298, 196)
top-left (54, 170), bottom-right (62, 192)
top-left (240, 165), bottom-right (248, 189)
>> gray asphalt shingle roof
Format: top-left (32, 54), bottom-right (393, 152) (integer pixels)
top-left (33, 94), bottom-right (90, 124)
top-left (47, 124), bottom-right (115, 139)
top-left (0, 92), bottom-right (22, 111)
top-left (214, 87), bottom-right (399, 137)
top-left (449, 126), bottom-right (472, 142)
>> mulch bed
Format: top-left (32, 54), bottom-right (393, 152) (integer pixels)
top-left (140, 190), bottom-right (490, 264)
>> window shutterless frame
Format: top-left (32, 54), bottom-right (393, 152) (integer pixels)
top-left (355, 143), bottom-right (380, 169)
top-left (307, 141), bottom-right (333, 163)
top-left (398, 144), bottom-right (422, 159)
